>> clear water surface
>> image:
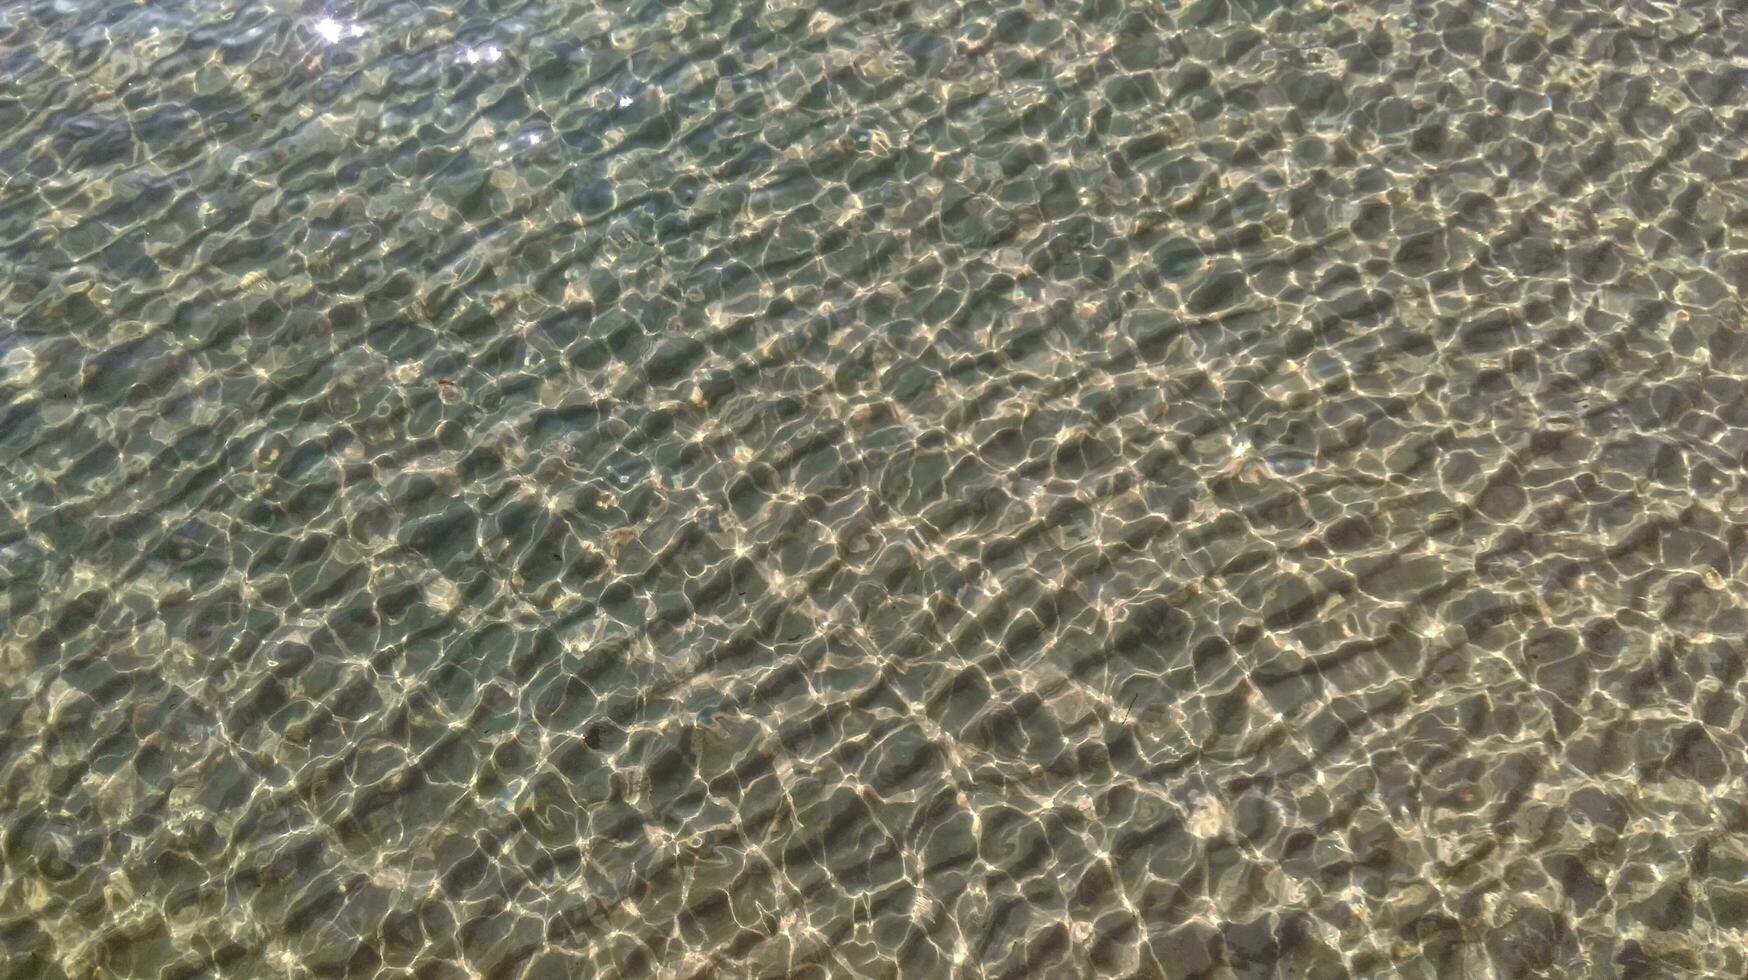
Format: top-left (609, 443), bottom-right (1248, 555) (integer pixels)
top-left (3, 0), bottom-right (1748, 976)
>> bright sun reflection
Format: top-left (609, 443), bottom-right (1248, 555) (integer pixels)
top-left (462, 44), bottom-right (503, 65)
top-left (313, 16), bottom-right (366, 43)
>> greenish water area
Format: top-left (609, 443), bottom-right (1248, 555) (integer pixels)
top-left (5, 0), bottom-right (1748, 975)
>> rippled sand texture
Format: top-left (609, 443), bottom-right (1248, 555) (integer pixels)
top-left (6, 0), bottom-right (1748, 975)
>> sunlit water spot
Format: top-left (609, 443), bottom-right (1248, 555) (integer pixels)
top-left (460, 43), bottom-right (504, 66)
top-left (311, 15), bottom-right (365, 43)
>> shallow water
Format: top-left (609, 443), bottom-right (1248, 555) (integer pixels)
top-left (4, 0), bottom-right (1748, 976)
